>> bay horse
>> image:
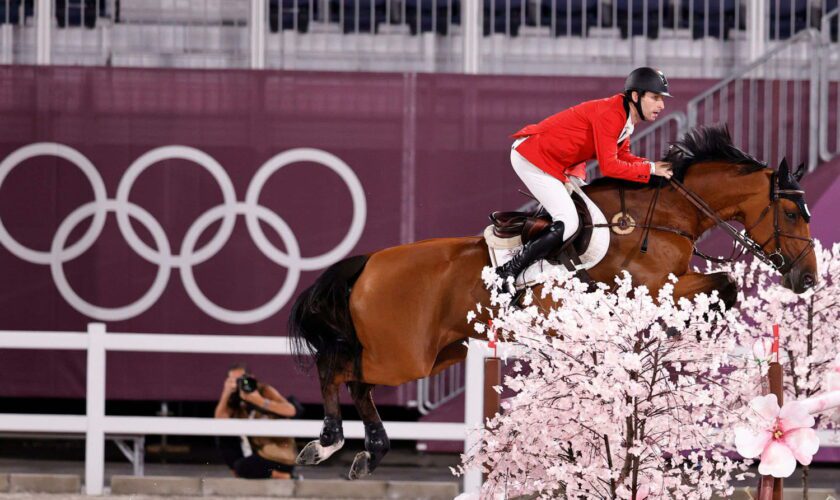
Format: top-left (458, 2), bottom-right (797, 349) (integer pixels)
top-left (289, 125), bottom-right (817, 479)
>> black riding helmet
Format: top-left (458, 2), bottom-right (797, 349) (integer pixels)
top-left (624, 67), bottom-right (672, 121)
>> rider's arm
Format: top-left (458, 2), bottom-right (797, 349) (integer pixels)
top-left (592, 110), bottom-right (652, 183)
top-left (617, 140), bottom-right (659, 175)
top-left (617, 139), bottom-right (647, 165)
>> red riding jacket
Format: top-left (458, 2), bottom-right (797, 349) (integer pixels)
top-left (512, 93), bottom-right (652, 183)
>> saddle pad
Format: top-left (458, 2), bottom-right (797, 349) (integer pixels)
top-left (483, 179), bottom-right (610, 289)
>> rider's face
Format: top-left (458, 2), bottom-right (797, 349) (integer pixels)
top-left (637, 92), bottom-right (666, 121)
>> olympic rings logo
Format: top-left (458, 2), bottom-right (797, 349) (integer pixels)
top-left (0, 143), bottom-right (367, 324)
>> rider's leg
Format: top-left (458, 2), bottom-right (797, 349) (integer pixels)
top-left (496, 144), bottom-right (579, 284)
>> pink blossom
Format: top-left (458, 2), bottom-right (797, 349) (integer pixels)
top-left (751, 338), bottom-right (774, 365)
top-left (799, 390), bottom-right (840, 415)
top-left (826, 354), bottom-right (840, 392)
top-left (734, 394), bottom-right (819, 478)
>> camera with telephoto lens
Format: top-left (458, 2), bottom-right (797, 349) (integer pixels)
top-left (237, 375), bottom-right (258, 393)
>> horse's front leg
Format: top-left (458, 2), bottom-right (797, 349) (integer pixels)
top-left (672, 271), bottom-right (738, 310)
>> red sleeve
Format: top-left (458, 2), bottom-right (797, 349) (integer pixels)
top-left (591, 110), bottom-right (651, 183)
top-left (617, 139), bottom-right (648, 165)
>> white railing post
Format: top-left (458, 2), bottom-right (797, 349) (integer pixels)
top-left (35, 0), bottom-right (52, 64)
top-left (808, 33), bottom-right (820, 172)
top-left (250, 0), bottom-right (266, 69)
top-left (818, 11), bottom-right (838, 165)
top-left (747, 0), bottom-right (766, 63)
top-left (463, 0), bottom-right (480, 74)
top-left (85, 323), bottom-right (106, 495)
top-left (462, 338), bottom-right (486, 494)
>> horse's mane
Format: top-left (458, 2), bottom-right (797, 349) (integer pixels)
top-left (663, 124), bottom-right (767, 181)
top-left (588, 124), bottom-right (767, 190)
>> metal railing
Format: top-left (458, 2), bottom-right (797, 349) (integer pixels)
top-left (820, 6), bottom-right (840, 162)
top-left (687, 27), bottom-right (821, 172)
top-left (416, 361), bottom-right (465, 415)
top-left (1, 0), bottom-right (836, 76)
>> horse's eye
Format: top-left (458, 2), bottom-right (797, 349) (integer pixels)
top-left (785, 211), bottom-right (797, 221)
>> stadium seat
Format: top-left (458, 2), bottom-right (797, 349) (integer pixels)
top-left (55, 0), bottom-right (106, 28)
top-left (769, 0), bottom-right (809, 40)
top-left (827, 0), bottom-right (839, 42)
top-left (329, 0), bottom-right (389, 33)
top-left (269, 0), bottom-right (312, 32)
top-left (616, 0), bottom-right (671, 39)
top-left (484, 0), bottom-right (524, 36)
top-left (538, 0), bottom-right (598, 37)
top-left (404, 0), bottom-right (460, 36)
top-left (0, 0), bottom-right (33, 25)
top-left (673, 0), bottom-right (743, 40)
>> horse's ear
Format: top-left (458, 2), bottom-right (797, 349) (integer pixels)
top-left (794, 162), bottom-right (806, 182)
top-left (778, 157), bottom-right (790, 178)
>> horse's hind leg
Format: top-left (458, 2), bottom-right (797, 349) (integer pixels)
top-left (347, 382), bottom-right (390, 480)
top-left (296, 370), bottom-right (345, 465)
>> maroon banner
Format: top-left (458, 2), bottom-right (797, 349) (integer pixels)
top-left (0, 66), bottom-right (714, 403)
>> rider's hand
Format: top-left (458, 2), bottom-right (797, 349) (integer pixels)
top-left (653, 161), bottom-right (673, 179)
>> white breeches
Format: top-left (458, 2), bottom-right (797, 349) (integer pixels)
top-left (510, 138), bottom-right (580, 241)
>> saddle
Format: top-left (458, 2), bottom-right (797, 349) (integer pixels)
top-left (489, 192), bottom-right (595, 261)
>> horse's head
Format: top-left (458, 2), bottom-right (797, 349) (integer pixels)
top-left (666, 125), bottom-right (817, 293)
top-left (744, 158), bottom-right (817, 293)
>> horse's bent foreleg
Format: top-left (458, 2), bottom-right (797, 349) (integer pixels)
top-left (296, 369), bottom-right (345, 465)
top-left (672, 271), bottom-right (738, 310)
top-left (346, 382), bottom-right (390, 480)
top-left (671, 271), bottom-right (739, 341)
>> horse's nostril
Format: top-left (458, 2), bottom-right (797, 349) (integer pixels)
top-left (802, 274), bottom-right (815, 289)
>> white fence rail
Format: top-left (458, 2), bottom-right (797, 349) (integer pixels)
top-left (2, 326), bottom-right (839, 495)
top-left (0, 325), bottom-right (500, 495)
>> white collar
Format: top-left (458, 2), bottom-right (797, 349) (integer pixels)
top-left (617, 114), bottom-right (634, 144)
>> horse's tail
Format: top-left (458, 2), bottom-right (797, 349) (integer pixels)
top-left (289, 254), bottom-right (369, 382)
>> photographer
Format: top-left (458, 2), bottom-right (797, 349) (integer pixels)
top-left (214, 363), bottom-right (300, 479)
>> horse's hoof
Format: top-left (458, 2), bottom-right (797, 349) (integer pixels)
top-left (347, 451), bottom-right (371, 480)
top-left (296, 439), bottom-right (344, 465)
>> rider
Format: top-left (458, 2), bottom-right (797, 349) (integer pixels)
top-left (496, 67), bottom-right (675, 285)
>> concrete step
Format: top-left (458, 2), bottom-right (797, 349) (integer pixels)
top-left (107, 475), bottom-right (458, 498)
top-left (202, 477), bottom-right (295, 496)
top-left (6, 473), bottom-right (81, 494)
top-left (111, 475), bottom-right (202, 495)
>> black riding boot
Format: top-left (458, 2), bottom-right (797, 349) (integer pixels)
top-left (495, 220), bottom-right (566, 287)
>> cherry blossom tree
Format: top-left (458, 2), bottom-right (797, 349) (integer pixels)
top-left (457, 270), bottom-right (754, 499)
top-left (724, 241), bottom-right (840, 495)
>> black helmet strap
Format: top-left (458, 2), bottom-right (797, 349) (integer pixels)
top-left (628, 90), bottom-right (647, 122)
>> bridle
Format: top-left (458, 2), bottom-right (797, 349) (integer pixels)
top-left (669, 174), bottom-right (815, 275)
